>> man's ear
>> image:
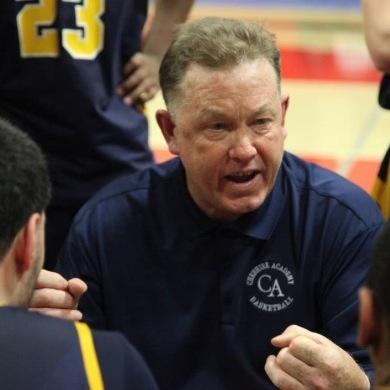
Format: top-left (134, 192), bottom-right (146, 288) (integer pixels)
top-left (156, 109), bottom-right (179, 155)
top-left (280, 93), bottom-right (289, 137)
top-left (358, 287), bottom-right (380, 346)
top-left (14, 213), bottom-right (42, 274)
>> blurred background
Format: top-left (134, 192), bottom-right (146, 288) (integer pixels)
top-left (147, 0), bottom-right (389, 193)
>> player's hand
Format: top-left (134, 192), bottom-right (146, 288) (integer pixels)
top-left (264, 325), bottom-right (370, 390)
top-left (29, 269), bottom-right (87, 321)
top-left (116, 52), bottom-right (160, 106)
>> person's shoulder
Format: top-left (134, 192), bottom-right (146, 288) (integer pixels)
top-left (75, 158), bottom-right (181, 219)
top-left (92, 329), bottom-right (158, 389)
top-left (0, 308), bottom-right (85, 388)
top-left (0, 306), bottom-right (74, 335)
top-left (283, 152), bottom-right (383, 227)
top-left (0, 308), bottom-right (158, 389)
top-left (92, 157), bottom-right (180, 202)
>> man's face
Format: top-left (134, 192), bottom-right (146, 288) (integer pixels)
top-left (161, 59), bottom-right (288, 221)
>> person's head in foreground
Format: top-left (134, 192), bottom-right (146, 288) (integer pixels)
top-left (157, 17), bottom-right (289, 221)
top-left (0, 118), bottom-right (51, 307)
top-left (359, 222), bottom-right (390, 387)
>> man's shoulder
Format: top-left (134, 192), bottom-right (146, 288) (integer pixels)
top-left (283, 152), bottom-right (383, 227)
top-left (76, 158), bottom-right (181, 217)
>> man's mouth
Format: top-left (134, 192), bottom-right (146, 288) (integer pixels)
top-left (225, 170), bottom-right (260, 183)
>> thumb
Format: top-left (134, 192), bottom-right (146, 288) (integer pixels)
top-left (67, 278), bottom-right (87, 307)
top-left (271, 324), bottom-right (325, 348)
top-left (271, 333), bottom-right (291, 348)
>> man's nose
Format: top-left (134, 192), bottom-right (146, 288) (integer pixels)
top-left (228, 131), bottom-right (257, 161)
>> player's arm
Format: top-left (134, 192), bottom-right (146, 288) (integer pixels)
top-left (361, 0), bottom-right (390, 71)
top-left (117, 0), bottom-right (195, 105)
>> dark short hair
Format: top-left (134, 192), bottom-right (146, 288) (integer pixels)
top-left (0, 118), bottom-right (51, 257)
top-left (159, 17), bottom-right (281, 111)
top-left (367, 222), bottom-right (390, 318)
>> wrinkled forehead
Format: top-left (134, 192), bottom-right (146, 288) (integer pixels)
top-left (167, 60), bottom-right (282, 124)
top-left (177, 59), bottom-right (279, 104)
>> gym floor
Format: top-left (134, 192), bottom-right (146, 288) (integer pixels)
top-left (146, 0), bottom-right (389, 193)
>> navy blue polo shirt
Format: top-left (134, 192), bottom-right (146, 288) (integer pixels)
top-left (58, 152), bottom-right (384, 389)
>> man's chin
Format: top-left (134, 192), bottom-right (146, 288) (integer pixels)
top-left (218, 197), bottom-right (265, 221)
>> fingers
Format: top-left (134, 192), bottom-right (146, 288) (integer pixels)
top-left (33, 272), bottom-right (87, 309)
top-left (35, 269), bottom-right (68, 290)
top-left (30, 287), bottom-right (76, 309)
top-left (275, 346), bottom-right (312, 381)
top-left (271, 324), bottom-right (326, 348)
top-left (31, 270), bottom-right (87, 321)
top-left (117, 52), bottom-right (160, 105)
top-left (123, 52), bottom-right (144, 75)
top-left (265, 355), bottom-right (305, 390)
top-left (267, 325), bottom-right (371, 390)
top-left (29, 308), bottom-right (83, 321)
top-left (284, 335), bottom-right (325, 367)
top-left (272, 325), bottom-right (334, 369)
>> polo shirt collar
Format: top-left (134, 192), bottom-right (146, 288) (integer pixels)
top-left (173, 160), bottom-right (286, 241)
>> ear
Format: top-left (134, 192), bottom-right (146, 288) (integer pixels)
top-left (280, 93), bottom-right (289, 138)
top-left (358, 287), bottom-right (380, 346)
top-left (156, 109), bottom-right (180, 155)
top-left (14, 213), bottom-right (42, 274)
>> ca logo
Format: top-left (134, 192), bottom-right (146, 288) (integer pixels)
top-left (257, 275), bottom-right (285, 297)
top-left (247, 261), bottom-right (295, 312)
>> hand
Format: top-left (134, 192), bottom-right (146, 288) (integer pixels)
top-left (116, 52), bottom-right (160, 106)
top-left (29, 269), bottom-right (87, 321)
top-left (264, 325), bottom-right (370, 390)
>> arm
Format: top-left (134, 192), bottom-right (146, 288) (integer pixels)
top-left (361, 0), bottom-right (390, 71)
top-left (265, 216), bottom-right (383, 389)
top-left (117, 0), bottom-right (195, 105)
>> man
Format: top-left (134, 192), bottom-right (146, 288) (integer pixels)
top-left (0, 0), bottom-right (194, 269)
top-left (0, 118), bottom-right (158, 389)
top-left (358, 222), bottom-right (390, 389)
top-left (361, 0), bottom-right (390, 219)
top-left (33, 18), bottom-right (383, 389)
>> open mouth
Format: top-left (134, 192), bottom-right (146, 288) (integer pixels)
top-left (225, 170), bottom-right (259, 183)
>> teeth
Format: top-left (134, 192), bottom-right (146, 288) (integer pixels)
top-left (226, 171), bottom-right (257, 183)
top-left (230, 171), bottom-right (253, 177)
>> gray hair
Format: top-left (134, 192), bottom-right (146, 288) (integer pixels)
top-left (159, 17), bottom-right (281, 110)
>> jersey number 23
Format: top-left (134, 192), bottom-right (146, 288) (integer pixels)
top-left (16, 0), bottom-right (105, 60)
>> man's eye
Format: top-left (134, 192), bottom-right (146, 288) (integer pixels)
top-left (254, 118), bottom-right (270, 126)
top-left (209, 122), bottom-right (226, 131)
